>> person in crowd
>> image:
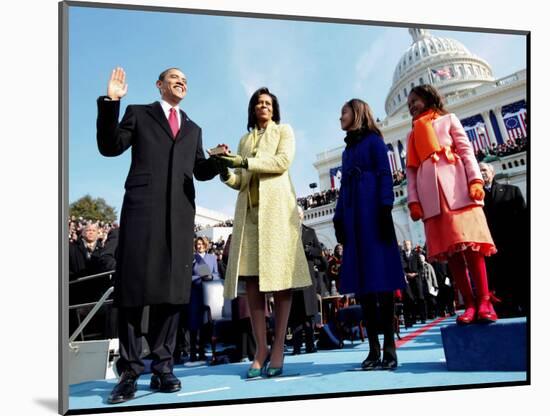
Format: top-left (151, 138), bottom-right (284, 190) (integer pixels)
top-left (96, 67), bottom-right (219, 403)
top-left (314, 246), bottom-right (330, 300)
top-left (69, 220), bottom-right (79, 243)
top-left (289, 206), bottom-right (322, 355)
top-left (333, 98), bottom-right (405, 371)
top-left (479, 162), bottom-right (528, 317)
top-left (405, 85), bottom-right (497, 326)
top-left (69, 222), bottom-right (107, 338)
top-left (215, 250), bottom-right (226, 280)
top-left (419, 254), bottom-right (438, 319)
top-left (184, 236), bottom-right (220, 362)
top-left (69, 222), bottom-right (103, 281)
top-left (93, 226), bottom-right (118, 272)
top-left (219, 234), bottom-right (258, 363)
top-left (327, 244), bottom-right (343, 294)
top-left (213, 87), bottom-right (311, 378)
top-left (430, 260), bottom-right (456, 318)
top-left (401, 240), bottom-right (427, 326)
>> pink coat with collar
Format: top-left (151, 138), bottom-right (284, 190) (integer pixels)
top-left (406, 113), bottom-right (483, 220)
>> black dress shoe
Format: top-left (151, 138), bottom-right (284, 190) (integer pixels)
top-left (150, 372), bottom-right (181, 393)
top-left (380, 359), bottom-right (398, 370)
top-left (108, 371), bottom-right (138, 404)
top-left (360, 357), bottom-right (381, 371)
top-left (305, 346), bottom-right (317, 354)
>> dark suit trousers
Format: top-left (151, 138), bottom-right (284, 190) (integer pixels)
top-left (360, 292), bottom-right (397, 361)
top-left (116, 304), bottom-right (180, 376)
top-left (403, 277), bottom-right (427, 324)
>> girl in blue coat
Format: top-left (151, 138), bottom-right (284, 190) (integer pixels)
top-left (333, 98), bottom-right (406, 370)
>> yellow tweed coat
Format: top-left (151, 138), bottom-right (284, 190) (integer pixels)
top-left (222, 121), bottom-right (312, 299)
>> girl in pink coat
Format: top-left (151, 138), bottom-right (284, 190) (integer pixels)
top-left (405, 85), bottom-right (497, 325)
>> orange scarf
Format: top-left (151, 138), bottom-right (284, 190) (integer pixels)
top-left (406, 110), bottom-right (441, 169)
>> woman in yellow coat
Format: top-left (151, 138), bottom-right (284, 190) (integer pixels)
top-left (214, 87), bottom-right (311, 378)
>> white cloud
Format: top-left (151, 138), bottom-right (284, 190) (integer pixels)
top-left (353, 28), bottom-right (410, 117)
top-left (228, 19), bottom-right (308, 100)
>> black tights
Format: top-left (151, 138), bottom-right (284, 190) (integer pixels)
top-left (360, 291), bottom-right (397, 361)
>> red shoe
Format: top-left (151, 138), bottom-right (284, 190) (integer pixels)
top-left (477, 295), bottom-right (498, 323)
top-left (456, 305), bottom-right (476, 325)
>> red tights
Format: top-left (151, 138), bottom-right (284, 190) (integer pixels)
top-left (447, 249), bottom-right (497, 323)
top-left (448, 249), bottom-right (489, 304)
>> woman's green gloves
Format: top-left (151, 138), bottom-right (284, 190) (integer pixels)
top-left (215, 154), bottom-right (248, 169)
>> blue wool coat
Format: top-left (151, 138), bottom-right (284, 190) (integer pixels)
top-left (333, 132), bottom-right (406, 295)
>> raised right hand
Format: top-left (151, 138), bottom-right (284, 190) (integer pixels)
top-left (107, 67), bottom-right (128, 100)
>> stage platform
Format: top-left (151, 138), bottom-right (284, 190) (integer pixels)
top-left (68, 315), bottom-right (527, 413)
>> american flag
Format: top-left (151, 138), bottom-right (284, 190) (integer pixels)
top-left (503, 110), bottom-right (527, 140)
top-left (431, 67), bottom-right (452, 80)
top-left (464, 123), bottom-right (490, 152)
top-left (329, 166), bottom-right (342, 190)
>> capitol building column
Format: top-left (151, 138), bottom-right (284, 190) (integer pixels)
top-left (481, 111), bottom-right (498, 146)
top-left (494, 105), bottom-right (510, 143)
top-left (393, 141), bottom-right (403, 171)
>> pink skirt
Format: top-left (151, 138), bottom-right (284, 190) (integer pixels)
top-left (424, 187), bottom-right (497, 262)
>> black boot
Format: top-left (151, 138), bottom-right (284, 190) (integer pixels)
top-left (304, 322), bottom-right (317, 353)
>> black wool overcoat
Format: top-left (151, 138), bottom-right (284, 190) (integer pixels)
top-left (96, 98), bottom-right (217, 307)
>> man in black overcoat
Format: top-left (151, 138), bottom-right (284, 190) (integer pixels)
top-left (289, 207), bottom-right (321, 354)
top-left (69, 222), bottom-right (107, 338)
top-left (479, 162), bottom-right (528, 317)
top-left (401, 240), bottom-right (426, 326)
top-left (96, 67), bottom-right (218, 403)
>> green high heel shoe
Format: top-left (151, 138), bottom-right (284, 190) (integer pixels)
top-left (246, 354), bottom-right (270, 379)
top-left (266, 366), bottom-right (283, 378)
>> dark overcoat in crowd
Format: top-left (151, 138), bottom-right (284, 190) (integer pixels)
top-left (69, 238), bottom-right (109, 305)
top-left (69, 236), bottom-right (116, 338)
top-left (401, 250), bottom-right (425, 300)
top-left (69, 238), bottom-right (103, 280)
top-left (483, 180), bottom-right (527, 250)
top-left (483, 180), bottom-right (528, 314)
top-left (95, 227), bottom-right (119, 272)
top-left (290, 224), bottom-right (322, 322)
top-left (333, 132), bottom-right (405, 295)
top-left (96, 98), bottom-right (217, 307)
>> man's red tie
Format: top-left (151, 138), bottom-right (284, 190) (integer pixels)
top-left (168, 107), bottom-right (179, 138)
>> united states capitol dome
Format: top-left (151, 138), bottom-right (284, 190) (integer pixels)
top-left (385, 28), bottom-right (495, 117)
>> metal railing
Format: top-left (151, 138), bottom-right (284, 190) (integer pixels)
top-left (69, 270), bottom-right (115, 342)
top-left (69, 269), bottom-right (115, 285)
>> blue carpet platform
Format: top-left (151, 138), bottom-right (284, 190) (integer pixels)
top-left (68, 315), bottom-right (528, 412)
top-left (441, 317), bottom-right (527, 371)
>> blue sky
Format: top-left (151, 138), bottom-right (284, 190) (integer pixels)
top-left (68, 5), bottom-right (527, 218)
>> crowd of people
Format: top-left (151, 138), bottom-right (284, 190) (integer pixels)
top-left (397, 240), bottom-right (456, 326)
top-left (194, 219), bottom-right (234, 232)
top-left (68, 216), bottom-right (117, 245)
top-left (294, 169), bottom-right (407, 213)
top-left (297, 188), bottom-right (339, 211)
top-left (392, 169), bottom-right (406, 186)
top-left (475, 137), bottom-right (527, 161)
